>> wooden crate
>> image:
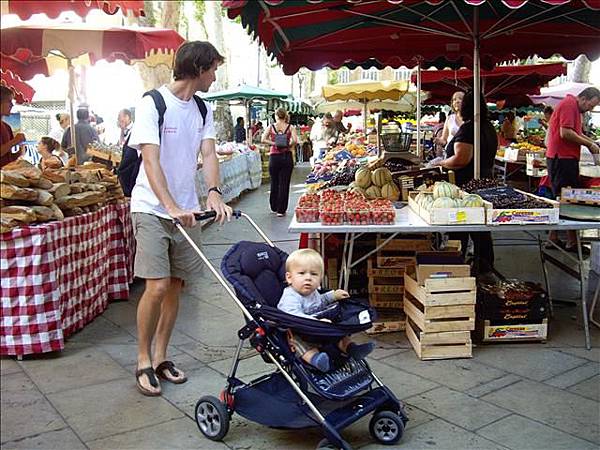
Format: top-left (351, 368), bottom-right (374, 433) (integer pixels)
top-left (404, 292), bottom-right (475, 333)
top-left (482, 319), bottom-right (548, 342)
top-left (376, 235), bottom-right (431, 252)
top-left (369, 293), bottom-right (403, 309)
top-left (367, 259), bottom-right (410, 277)
top-left (376, 255), bottom-right (416, 268)
top-left (366, 311), bottom-right (406, 334)
top-left (406, 318), bottom-right (472, 360)
top-left (560, 187), bottom-right (600, 206)
top-left (408, 191), bottom-right (488, 225)
top-left (404, 266), bottom-right (475, 308)
top-left (369, 278), bottom-right (404, 294)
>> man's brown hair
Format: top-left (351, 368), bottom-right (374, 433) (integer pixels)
top-left (173, 41), bottom-right (225, 81)
top-left (578, 87), bottom-right (600, 101)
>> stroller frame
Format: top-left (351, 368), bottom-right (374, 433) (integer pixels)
top-left (176, 211), bottom-right (407, 449)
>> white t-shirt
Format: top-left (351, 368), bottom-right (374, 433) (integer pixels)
top-left (128, 85), bottom-right (216, 218)
top-left (446, 113), bottom-right (461, 143)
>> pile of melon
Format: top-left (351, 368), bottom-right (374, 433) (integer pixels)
top-left (348, 167), bottom-right (400, 201)
top-left (414, 181), bottom-right (484, 211)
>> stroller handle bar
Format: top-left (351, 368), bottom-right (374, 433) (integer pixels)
top-left (173, 210), bottom-right (274, 324)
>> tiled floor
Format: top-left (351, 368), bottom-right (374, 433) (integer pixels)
top-left (1, 164), bottom-right (598, 449)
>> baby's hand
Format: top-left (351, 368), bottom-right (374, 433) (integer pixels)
top-left (320, 318), bottom-right (332, 323)
top-left (334, 289), bottom-right (350, 301)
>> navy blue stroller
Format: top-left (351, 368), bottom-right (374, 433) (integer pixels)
top-left (175, 211), bottom-right (408, 450)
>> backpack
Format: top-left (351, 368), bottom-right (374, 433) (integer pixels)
top-left (272, 124), bottom-right (291, 149)
top-left (117, 89), bottom-right (207, 197)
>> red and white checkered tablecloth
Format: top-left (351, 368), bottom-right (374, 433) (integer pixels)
top-left (0, 203), bottom-right (135, 356)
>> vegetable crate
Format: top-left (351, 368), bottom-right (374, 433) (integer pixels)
top-left (367, 258), bottom-right (411, 309)
top-left (408, 191), bottom-right (488, 226)
top-left (376, 234), bottom-right (432, 253)
top-left (482, 319), bottom-right (548, 342)
top-left (560, 187), bottom-right (600, 206)
top-left (404, 265), bottom-right (475, 360)
top-left (486, 190), bottom-right (559, 225)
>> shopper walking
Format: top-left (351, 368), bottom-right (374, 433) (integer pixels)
top-left (61, 107), bottom-right (98, 164)
top-left (128, 41), bottom-right (233, 396)
top-left (234, 116), bottom-right (246, 143)
top-left (262, 107), bottom-right (298, 216)
top-left (117, 108), bottom-right (133, 146)
top-left (438, 91), bottom-right (464, 154)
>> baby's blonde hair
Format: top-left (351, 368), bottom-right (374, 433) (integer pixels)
top-left (285, 249), bottom-right (324, 276)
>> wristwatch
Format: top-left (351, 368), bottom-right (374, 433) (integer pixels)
top-left (208, 186), bottom-right (222, 196)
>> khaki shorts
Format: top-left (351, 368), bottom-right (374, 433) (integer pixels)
top-left (131, 212), bottom-right (203, 281)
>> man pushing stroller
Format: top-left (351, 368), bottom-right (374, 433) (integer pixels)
top-left (278, 249), bottom-right (375, 372)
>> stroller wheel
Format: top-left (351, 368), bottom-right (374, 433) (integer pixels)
top-left (369, 410), bottom-right (405, 445)
top-left (316, 438), bottom-right (338, 449)
top-left (195, 395), bottom-right (230, 441)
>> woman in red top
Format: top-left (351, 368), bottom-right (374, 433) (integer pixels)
top-left (261, 108), bottom-right (298, 216)
top-left (1, 86), bottom-right (26, 168)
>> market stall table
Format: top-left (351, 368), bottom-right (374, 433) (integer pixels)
top-left (289, 206), bottom-right (598, 349)
top-left (1, 203), bottom-right (135, 357)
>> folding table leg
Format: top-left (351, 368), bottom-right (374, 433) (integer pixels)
top-left (576, 232), bottom-right (592, 350)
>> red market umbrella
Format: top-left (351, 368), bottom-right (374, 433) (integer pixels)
top-left (0, 0), bottom-right (145, 20)
top-left (224, 0), bottom-right (600, 178)
top-left (414, 63), bottom-right (568, 105)
top-left (1, 24), bottom-right (185, 161)
top-left (0, 68), bottom-right (35, 103)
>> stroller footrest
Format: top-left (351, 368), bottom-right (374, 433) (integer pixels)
top-left (325, 387), bottom-right (392, 430)
top-left (305, 358), bottom-right (374, 400)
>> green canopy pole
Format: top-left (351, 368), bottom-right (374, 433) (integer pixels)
top-left (473, 11), bottom-right (481, 179)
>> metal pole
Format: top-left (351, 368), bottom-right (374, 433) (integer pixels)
top-left (256, 46), bottom-right (260, 86)
top-left (363, 98), bottom-right (368, 133)
top-left (473, 9), bottom-right (481, 179)
top-left (67, 58), bottom-right (77, 165)
top-left (416, 61), bottom-right (422, 158)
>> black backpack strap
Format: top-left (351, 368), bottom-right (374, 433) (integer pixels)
top-left (143, 89), bottom-right (167, 134)
top-left (284, 124), bottom-right (291, 134)
top-left (193, 95), bottom-right (208, 123)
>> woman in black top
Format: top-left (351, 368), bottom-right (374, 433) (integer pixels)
top-left (434, 91), bottom-right (498, 277)
top-left (234, 117), bottom-right (246, 143)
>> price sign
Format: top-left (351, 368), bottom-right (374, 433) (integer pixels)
top-left (504, 147), bottom-right (520, 162)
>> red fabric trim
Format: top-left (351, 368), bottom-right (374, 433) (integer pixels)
top-left (5, 0), bottom-right (145, 21)
top-left (0, 68), bottom-right (35, 103)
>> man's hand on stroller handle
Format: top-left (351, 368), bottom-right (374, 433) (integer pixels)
top-left (333, 289), bottom-right (350, 301)
top-left (168, 206), bottom-right (198, 228)
top-left (206, 191), bottom-right (233, 224)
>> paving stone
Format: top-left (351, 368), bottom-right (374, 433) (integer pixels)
top-left (68, 316), bottom-right (137, 345)
top-left (0, 358), bottom-right (22, 376)
top-left (477, 414), bottom-right (598, 450)
top-left (359, 418), bottom-right (508, 450)
top-left (567, 374), bottom-right (600, 401)
top-left (557, 347), bottom-right (600, 363)
top-left (382, 353), bottom-right (506, 391)
top-left (363, 359), bottom-right (440, 399)
top-left (0, 374), bottom-right (66, 443)
top-left (544, 362), bottom-right (599, 389)
top-left (469, 374), bottom-right (522, 398)
top-left (1, 427), bottom-right (86, 450)
top-left (407, 386), bottom-right (511, 431)
top-left (482, 379), bottom-right (600, 443)
top-left (368, 346), bottom-right (408, 360)
top-left (100, 300), bottom-right (138, 328)
top-left (473, 347), bottom-right (588, 382)
top-left (99, 343), bottom-right (183, 368)
top-left (178, 341), bottom-right (255, 364)
top-left (47, 379), bottom-right (183, 442)
top-left (176, 312), bottom-right (244, 347)
top-left (159, 365), bottom-right (228, 418)
top-left (20, 346), bottom-right (128, 394)
top-left (208, 353), bottom-right (271, 379)
top-left (88, 417), bottom-right (228, 450)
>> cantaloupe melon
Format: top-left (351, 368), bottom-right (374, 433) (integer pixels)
top-left (433, 181), bottom-right (459, 199)
top-left (349, 186), bottom-right (366, 197)
top-left (371, 168), bottom-right (392, 187)
top-left (381, 182), bottom-right (400, 201)
top-left (355, 167), bottom-right (372, 189)
top-left (462, 194), bottom-right (484, 207)
top-left (432, 197), bottom-right (456, 209)
top-left (365, 185), bottom-right (382, 199)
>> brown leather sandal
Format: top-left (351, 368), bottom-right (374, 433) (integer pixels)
top-left (155, 360), bottom-right (188, 384)
top-left (136, 367), bottom-right (161, 396)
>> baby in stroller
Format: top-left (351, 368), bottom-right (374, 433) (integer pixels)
top-left (278, 249), bottom-right (375, 372)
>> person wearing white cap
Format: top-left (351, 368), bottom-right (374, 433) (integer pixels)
top-left (37, 128), bottom-right (69, 170)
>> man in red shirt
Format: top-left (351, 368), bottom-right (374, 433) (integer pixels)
top-left (1, 86), bottom-right (26, 167)
top-left (546, 86), bottom-right (600, 252)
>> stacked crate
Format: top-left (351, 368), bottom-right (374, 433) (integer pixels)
top-left (257, 144), bottom-right (270, 183)
top-left (404, 264), bottom-right (476, 360)
top-left (366, 234), bottom-right (430, 334)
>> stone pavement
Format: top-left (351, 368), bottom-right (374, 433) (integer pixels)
top-left (1, 164), bottom-right (599, 450)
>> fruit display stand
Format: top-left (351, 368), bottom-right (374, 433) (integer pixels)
top-left (479, 189), bottom-right (559, 225)
top-left (560, 187), bottom-right (600, 206)
top-left (289, 205), bottom-right (597, 349)
top-left (408, 191), bottom-right (488, 226)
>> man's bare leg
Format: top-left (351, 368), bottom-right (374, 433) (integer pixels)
top-left (153, 278), bottom-right (186, 382)
top-left (136, 277), bottom-right (170, 394)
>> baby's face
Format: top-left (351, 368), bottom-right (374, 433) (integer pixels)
top-left (286, 262), bottom-right (322, 296)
